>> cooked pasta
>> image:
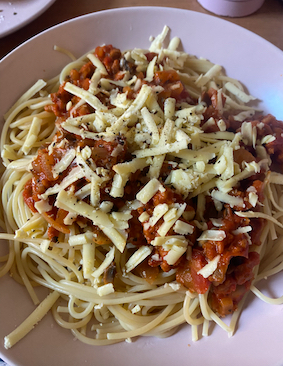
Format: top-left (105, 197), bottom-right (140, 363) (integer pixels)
top-left (1, 26), bottom-right (283, 349)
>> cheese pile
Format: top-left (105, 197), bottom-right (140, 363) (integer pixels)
top-left (16, 26), bottom-right (270, 292)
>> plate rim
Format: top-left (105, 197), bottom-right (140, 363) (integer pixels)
top-left (1, 6), bottom-right (283, 62)
top-left (1, 6), bottom-right (283, 366)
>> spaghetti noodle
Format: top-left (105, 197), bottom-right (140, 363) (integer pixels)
top-left (1, 26), bottom-right (283, 349)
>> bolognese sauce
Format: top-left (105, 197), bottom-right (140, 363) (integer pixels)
top-left (21, 42), bottom-right (276, 319)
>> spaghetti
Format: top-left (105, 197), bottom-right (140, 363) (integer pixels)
top-left (1, 26), bottom-right (283, 349)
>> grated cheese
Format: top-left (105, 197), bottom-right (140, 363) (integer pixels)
top-left (68, 232), bottom-right (93, 246)
top-left (83, 242), bottom-right (95, 279)
top-left (195, 64), bottom-right (222, 87)
top-left (151, 236), bottom-right (188, 265)
top-left (173, 220), bottom-right (194, 235)
top-left (125, 246), bottom-right (152, 272)
top-left (157, 204), bottom-right (187, 237)
top-left (224, 82), bottom-right (256, 103)
top-left (151, 235), bottom-right (187, 247)
top-left (248, 191), bottom-right (258, 207)
top-left (197, 255), bottom-right (220, 278)
top-left (52, 149), bottom-right (76, 179)
top-left (211, 189), bottom-right (244, 208)
top-left (138, 212), bottom-right (150, 223)
top-left (110, 158), bottom-right (149, 198)
top-left (141, 107), bottom-right (160, 145)
top-left (145, 203), bottom-right (169, 228)
top-left (131, 305), bottom-right (141, 314)
top-left (21, 117), bottom-right (42, 155)
top-left (133, 139), bottom-right (188, 158)
top-left (145, 55), bottom-right (157, 82)
top-left (87, 53), bottom-right (108, 75)
top-left (164, 98), bottom-right (176, 120)
top-left (64, 82), bottom-right (108, 111)
top-left (40, 166), bottom-right (85, 199)
top-left (261, 135), bottom-right (276, 145)
top-left (197, 230), bottom-right (226, 242)
top-left (136, 178), bottom-right (165, 204)
top-left (99, 201), bottom-right (114, 213)
top-left (34, 199), bottom-right (52, 214)
top-left (55, 190), bottom-right (127, 252)
top-left (92, 247), bottom-right (115, 278)
top-left (149, 25), bottom-right (169, 52)
top-left (97, 283), bottom-right (115, 296)
top-left (232, 226), bottom-right (252, 235)
top-left (164, 244), bottom-right (187, 265)
top-left (166, 169), bottom-right (207, 198)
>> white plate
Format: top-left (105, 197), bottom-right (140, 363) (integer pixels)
top-left (0, 0), bottom-right (56, 38)
top-left (1, 7), bottom-right (283, 366)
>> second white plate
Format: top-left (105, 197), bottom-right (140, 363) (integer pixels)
top-left (0, 0), bottom-right (56, 38)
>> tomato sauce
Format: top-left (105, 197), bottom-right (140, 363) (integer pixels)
top-left (22, 44), bottom-right (275, 317)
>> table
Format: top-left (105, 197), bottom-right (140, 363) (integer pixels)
top-left (0, 0), bottom-right (283, 61)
